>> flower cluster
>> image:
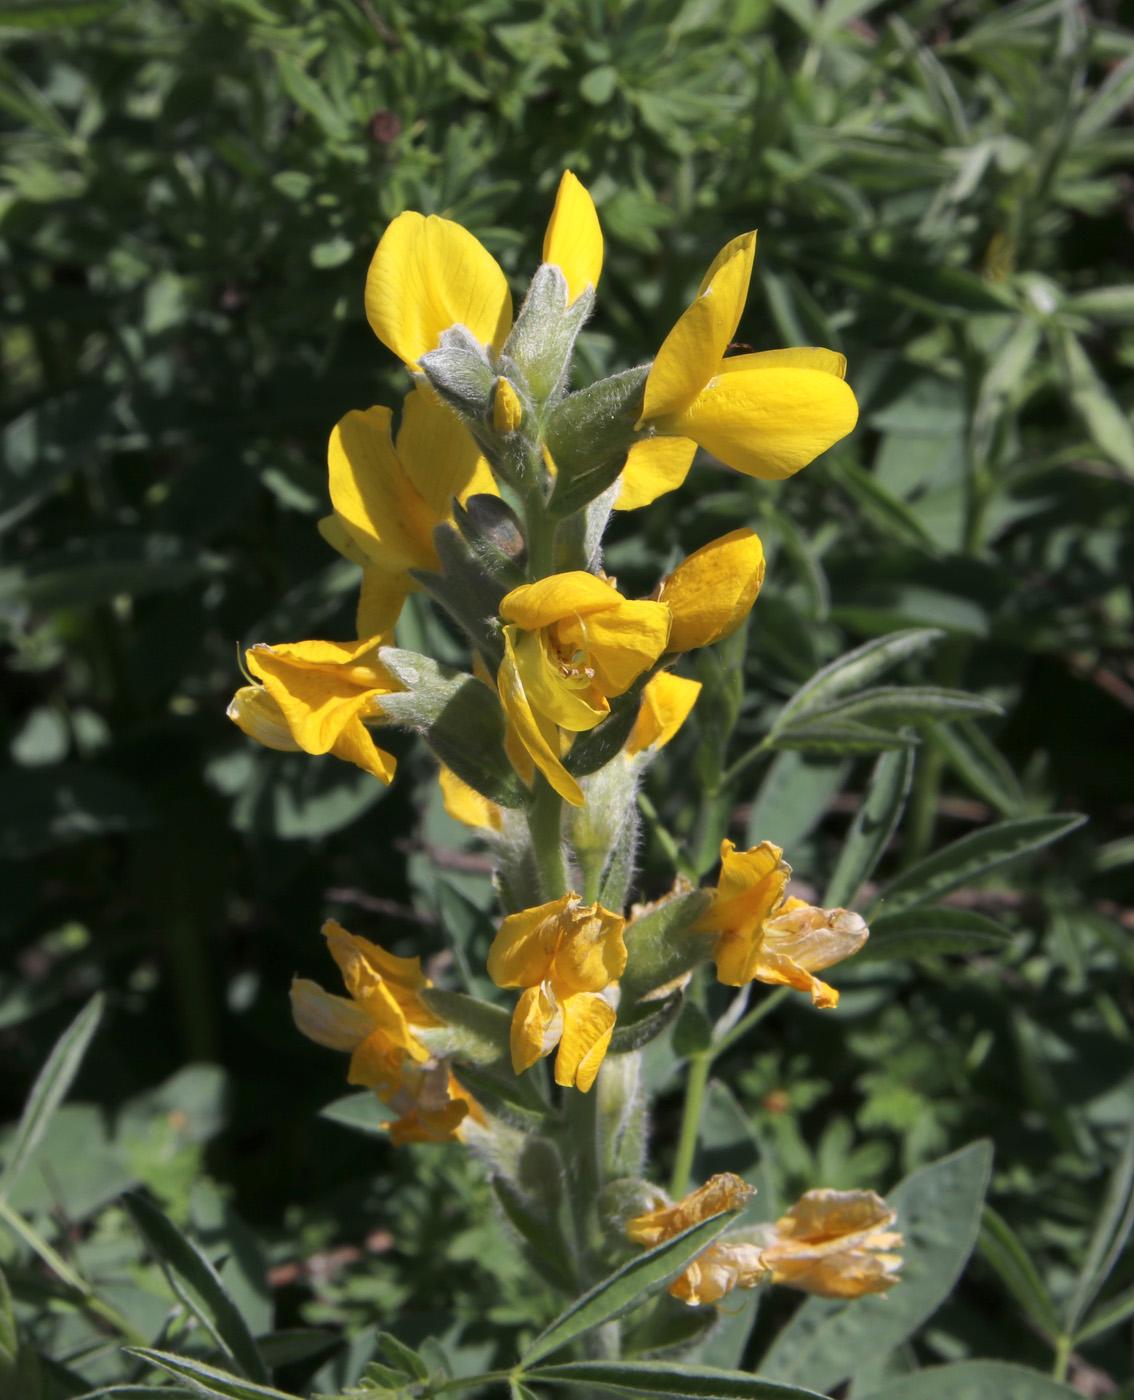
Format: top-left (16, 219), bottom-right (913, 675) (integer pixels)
top-left (626, 1173), bottom-right (903, 1306)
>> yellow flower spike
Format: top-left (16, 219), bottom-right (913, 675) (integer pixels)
top-left (542, 170), bottom-right (603, 306)
top-left (658, 529), bottom-right (766, 653)
top-left (439, 765), bottom-right (503, 831)
top-left (240, 635), bottom-right (399, 784)
top-left (695, 842), bottom-right (868, 1001)
top-left (631, 232), bottom-right (858, 499)
top-left (625, 673), bottom-right (702, 757)
top-left (497, 572), bottom-right (672, 800)
top-left (365, 211), bottom-right (513, 371)
top-left (493, 377), bottom-right (524, 433)
top-left (322, 387), bottom-right (496, 638)
top-left (758, 1189), bottom-right (903, 1298)
top-left (626, 1174), bottom-right (765, 1307)
top-left (488, 894), bottom-right (627, 1091)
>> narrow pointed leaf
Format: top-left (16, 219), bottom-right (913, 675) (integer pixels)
top-left (123, 1349), bottom-right (298, 1400)
top-left (855, 907), bottom-right (1012, 963)
top-left (979, 1207), bottom-right (1060, 1339)
top-left (1075, 1281), bottom-right (1134, 1344)
top-left (824, 746), bottom-right (914, 907)
top-left (0, 993), bottom-right (104, 1198)
top-left (872, 815), bottom-right (1086, 917)
top-left (123, 1194), bottom-right (268, 1384)
top-left (864, 1359), bottom-right (1081, 1399)
top-left (525, 1359), bottom-right (824, 1398)
top-left (1063, 1125), bottom-right (1134, 1335)
top-left (520, 1208), bottom-right (744, 1365)
top-left (772, 630), bottom-right (943, 734)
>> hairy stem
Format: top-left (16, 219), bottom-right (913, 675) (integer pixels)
top-left (670, 1051), bottom-right (711, 1200)
top-left (528, 773), bottom-right (570, 900)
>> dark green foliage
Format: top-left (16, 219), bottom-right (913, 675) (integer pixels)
top-left (1, 0), bottom-right (1132, 1397)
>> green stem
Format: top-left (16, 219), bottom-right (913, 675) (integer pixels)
top-left (523, 485), bottom-right (557, 579)
top-left (528, 774), bottom-right (569, 900)
top-left (711, 986), bottom-right (791, 1060)
top-left (1052, 1334), bottom-right (1072, 1383)
top-left (670, 1051), bottom-right (711, 1200)
top-left (564, 1087), bottom-right (604, 1287)
top-left (430, 1370), bottom-right (517, 1396)
top-left (0, 1197), bottom-right (147, 1345)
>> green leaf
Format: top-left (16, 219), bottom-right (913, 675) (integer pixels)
top-left (824, 747), bottom-right (914, 908)
top-left (746, 753), bottom-right (849, 853)
top-left (377, 1331), bottom-right (428, 1382)
top-left (1075, 1281), bottom-right (1134, 1344)
top-left (449, 1062), bottom-right (551, 1132)
top-left (122, 1349), bottom-right (297, 1400)
top-left (871, 815), bottom-right (1086, 916)
top-left (416, 989), bottom-right (512, 1065)
top-left (609, 991), bottom-right (684, 1055)
top-left (524, 1359), bottom-right (824, 1398)
top-left (864, 1360), bottom-right (1081, 1399)
top-left (927, 722), bottom-right (1025, 818)
top-left (758, 1141), bottom-right (993, 1393)
top-left (492, 1177), bottom-right (575, 1293)
top-left (545, 368), bottom-right (650, 517)
top-left (855, 907), bottom-right (1013, 963)
top-left (0, 2), bottom-right (115, 28)
top-left (772, 721), bottom-right (916, 754)
top-left (0, 994), bottom-right (103, 1199)
top-left (619, 890), bottom-right (714, 1006)
top-left (1056, 329), bottom-right (1134, 476)
top-left (795, 687), bottom-right (1000, 730)
top-left (772, 630), bottom-right (943, 735)
top-left (1063, 1124), bottom-right (1134, 1336)
top-left (520, 1208), bottom-right (745, 1365)
top-left (123, 1194), bottom-right (269, 1384)
top-left (317, 1092), bottom-right (397, 1137)
top-left (827, 460), bottom-right (945, 554)
top-left (978, 1207), bottom-right (1060, 1339)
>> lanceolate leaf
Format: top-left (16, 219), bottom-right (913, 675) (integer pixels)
top-left (864, 1360), bottom-right (1081, 1399)
top-left (794, 686), bottom-right (1000, 730)
top-left (823, 746), bottom-right (914, 908)
top-left (978, 1207), bottom-right (1060, 1339)
top-left (772, 630), bottom-right (943, 735)
top-left (758, 1141), bottom-right (993, 1393)
top-left (772, 721), bottom-right (915, 754)
top-left (855, 907), bottom-right (1012, 963)
top-left (520, 1209), bottom-right (745, 1366)
top-left (0, 994), bottom-right (104, 1199)
top-left (524, 1360), bottom-right (825, 1398)
top-left (871, 815), bottom-right (1086, 917)
top-left (123, 1349), bottom-right (298, 1400)
top-left (1063, 1124), bottom-right (1134, 1336)
top-left (123, 1195), bottom-right (269, 1385)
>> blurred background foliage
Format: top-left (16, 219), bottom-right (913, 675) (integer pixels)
top-left (1, 0), bottom-right (1133, 1394)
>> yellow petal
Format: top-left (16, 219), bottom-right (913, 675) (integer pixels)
top-left (696, 839), bottom-right (791, 987)
top-left (512, 626), bottom-right (609, 732)
top-left (388, 1098), bottom-right (470, 1145)
top-left (289, 978), bottom-right (373, 1050)
top-left (615, 436), bottom-right (698, 511)
top-left (745, 950), bottom-right (840, 1008)
top-left (348, 1027), bottom-right (410, 1095)
top-left (551, 904), bottom-right (627, 995)
top-left (328, 405), bottom-right (438, 574)
top-left (357, 568), bottom-right (413, 644)
top-left (554, 992), bottom-right (616, 1091)
top-left (511, 984), bottom-right (562, 1074)
top-left (762, 901), bottom-right (869, 971)
top-left (640, 232), bottom-right (756, 425)
top-left (626, 673), bottom-right (702, 756)
top-left (364, 211), bottom-right (513, 371)
top-left (227, 686), bottom-right (301, 752)
top-left (322, 918), bottom-right (431, 999)
top-left (542, 170), bottom-right (603, 305)
top-left (318, 511), bottom-right (371, 567)
top-left (554, 600), bottom-right (672, 697)
top-left (397, 385), bottom-right (496, 517)
top-left (328, 714), bottom-right (398, 785)
top-left (627, 1173), bottom-right (756, 1246)
top-left (493, 376), bottom-right (524, 433)
top-left (500, 571), bottom-right (623, 630)
top-left (439, 765), bottom-right (502, 831)
top-left (669, 1241), bottom-right (767, 1306)
top-left (667, 359), bottom-right (859, 480)
top-left (660, 529), bottom-right (766, 652)
top-left (488, 894), bottom-right (574, 988)
top-left (497, 631), bottom-right (586, 807)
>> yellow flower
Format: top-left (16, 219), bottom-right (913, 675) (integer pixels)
top-left (290, 920), bottom-right (441, 1095)
top-left (757, 1189), bottom-right (903, 1298)
top-left (493, 377), bottom-right (524, 433)
top-left (655, 529), bottom-right (766, 653)
top-left (366, 170), bottom-right (602, 371)
top-left (487, 893), bottom-right (627, 1092)
top-left (229, 637), bottom-right (400, 784)
top-left (626, 1174), bottom-right (764, 1307)
top-left (384, 1061), bottom-right (485, 1146)
top-left (695, 840), bottom-right (868, 1005)
top-left (625, 672), bottom-right (702, 757)
top-left (618, 233), bottom-right (858, 509)
top-left (497, 572), bottom-right (672, 806)
top-left (319, 386), bottom-right (497, 639)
